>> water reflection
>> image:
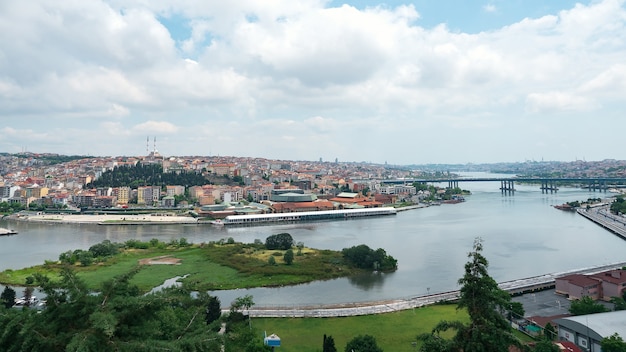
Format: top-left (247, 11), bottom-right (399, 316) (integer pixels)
top-left (347, 271), bottom-right (390, 290)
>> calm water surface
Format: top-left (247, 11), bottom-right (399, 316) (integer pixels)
top-left (2, 174), bottom-right (625, 306)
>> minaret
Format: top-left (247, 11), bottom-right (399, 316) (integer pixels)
top-left (146, 136), bottom-right (149, 156)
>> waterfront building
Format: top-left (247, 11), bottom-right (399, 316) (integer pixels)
top-left (555, 269), bottom-right (626, 301)
top-left (555, 311), bottom-right (626, 351)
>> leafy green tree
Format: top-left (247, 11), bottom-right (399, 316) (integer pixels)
top-left (0, 267), bottom-right (223, 351)
top-left (205, 295), bottom-right (222, 325)
top-left (341, 244), bottom-right (398, 271)
top-left (533, 340), bottom-right (559, 352)
top-left (231, 295), bottom-right (255, 313)
top-left (602, 333), bottom-right (626, 352)
top-left (265, 233), bottom-right (294, 250)
top-left (344, 334), bottom-right (383, 352)
top-left (268, 256), bottom-right (276, 265)
top-left (1, 286), bottom-right (16, 309)
top-left (569, 296), bottom-right (609, 315)
top-left (544, 322), bottom-right (556, 341)
top-left (284, 249), bottom-right (294, 265)
top-left (323, 334), bottom-right (338, 352)
top-left (419, 238), bottom-right (521, 352)
top-left (612, 296), bottom-right (626, 311)
top-left (88, 240), bottom-right (119, 258)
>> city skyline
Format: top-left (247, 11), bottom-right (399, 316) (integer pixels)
top-left (1, 0), bottom-right (625, 164)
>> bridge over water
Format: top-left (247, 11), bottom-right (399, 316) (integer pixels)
top-left (379, 177), bottom-right (626, 195)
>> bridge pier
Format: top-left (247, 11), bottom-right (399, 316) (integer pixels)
top-left (586, 180), bottom-right (608, 192)
top-left (541, 180), bottom-right (558, 194)
top-left (500, 180), bottom-right (515, 195)
top-left (448, 180), bottom-right (459, 189)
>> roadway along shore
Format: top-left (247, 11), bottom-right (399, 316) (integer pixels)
top-left (237, 261), bottom-right (626, 318)
top-left (577, 206), bottom-right (626, 240)
top-left (8, 213), bottom-right (199, 225)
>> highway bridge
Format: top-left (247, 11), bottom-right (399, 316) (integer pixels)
top-left (377, 177), bottom-right (626, 194)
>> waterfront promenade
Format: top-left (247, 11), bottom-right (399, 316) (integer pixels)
top-left (242, 262), bottom-right (626, 318)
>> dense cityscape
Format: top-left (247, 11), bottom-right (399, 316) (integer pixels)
top-left (2, 144), bottom-right (626, 215)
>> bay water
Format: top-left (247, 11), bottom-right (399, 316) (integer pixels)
top-left (2, 174), bottom-right (625, 306)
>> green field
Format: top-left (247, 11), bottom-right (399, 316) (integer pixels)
top-left (252, 305), bottom-right (536, 351)
top-left (0, 242), bottom-right (365, 293)
top-left (253, 304), bottom-right (468, 351)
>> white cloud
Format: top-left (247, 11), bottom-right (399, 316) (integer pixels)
top-left (0, 0), bottom-right (625, 163)
top-left (132, 121), bottom-right (180, 134)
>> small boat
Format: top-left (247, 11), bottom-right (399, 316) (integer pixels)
top-left (14, 296), bottom-right (38, 306)
top-left (210, 219), bottom-right (225, 226)
top-left (0, 228), bottom-right (18, 236)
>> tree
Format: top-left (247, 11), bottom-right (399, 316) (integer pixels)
top-left (284, 249), bottom-right (294, 265)
top-left (544, 322), bottom-right (556, 341)
top-left (569, 296), bottom-right (609, 315)
top-left (344, 334), bottom-right (383, 352)
top-left (268, 256), bottom-right (276, 265)
top-left (602, 333), bottom-right (626, 352)
top-left (341, 244), bottom-right (398, 271)
top-left (419, 237), bottom-right (521, 352)
top-left (323, 334), bottom-right (338, 352)
top-left (265, 233), bottom-right (294, 250)
top-left (205, 295), bottom-right (222, 325)
top-left (611, 296), bottom-right (626, 311)
top-left (1, 286), bottom-right (16, 309)
top-left (532, 340), bottom-right (559, 352)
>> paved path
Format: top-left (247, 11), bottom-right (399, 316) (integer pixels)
top-left (239, 262), bottom-right (626, 318)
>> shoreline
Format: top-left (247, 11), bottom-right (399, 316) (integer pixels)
top-left (7, 213), bottom-right (199, 225)
top-left (5, 204), bottom-right (430, 226)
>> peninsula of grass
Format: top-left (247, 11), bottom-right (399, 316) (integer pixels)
top-left (0, 238), bottom-right (370, 293)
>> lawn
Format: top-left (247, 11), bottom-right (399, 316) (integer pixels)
top-left (252, 304), bottom-right (469, 352)
top-left (0, 241), bottom-right (366, 293)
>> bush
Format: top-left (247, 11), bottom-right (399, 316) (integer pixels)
top-left (284, 249), bottom-right (294, 265)
top-left (89, 240), bottom-right (119, 257)
top-left (265, 233), bottom-right (294, 250)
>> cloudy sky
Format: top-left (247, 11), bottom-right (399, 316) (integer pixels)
top-left (1, 0), bottom-right (625, 165)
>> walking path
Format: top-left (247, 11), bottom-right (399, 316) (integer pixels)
top-left (241, 261), bottom-right (626, 318)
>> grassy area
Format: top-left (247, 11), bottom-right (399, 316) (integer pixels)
top-left (252, 305), bottom-right (537, 351)
top-left (0, 242), bottom-right (364, 293)
top-left (253, 304), bottom-right (469, 352)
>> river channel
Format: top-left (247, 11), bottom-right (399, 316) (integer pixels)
top-left (2, 173), bottom-right (626, 307)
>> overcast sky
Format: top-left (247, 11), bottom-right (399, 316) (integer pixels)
top-left (1, 0), bottom-right (625, 165)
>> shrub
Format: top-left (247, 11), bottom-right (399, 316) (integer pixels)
top-left (265, 233), bottom-right (294, 250)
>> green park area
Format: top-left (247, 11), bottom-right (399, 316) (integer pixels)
top-left (0, 236), bottom-right (390, 293)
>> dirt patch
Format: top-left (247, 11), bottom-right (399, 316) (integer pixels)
top-left (139, 256), bottom-right (182, 265)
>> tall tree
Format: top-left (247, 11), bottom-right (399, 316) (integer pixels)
top-left (1, 286), bottom-right (16, 309)
top-left (419, 237), bottom-right (521, 352)
top-left (323, 334), bottom-right (338, 352)
top-left (205, 295), bottom-right (222, 325)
